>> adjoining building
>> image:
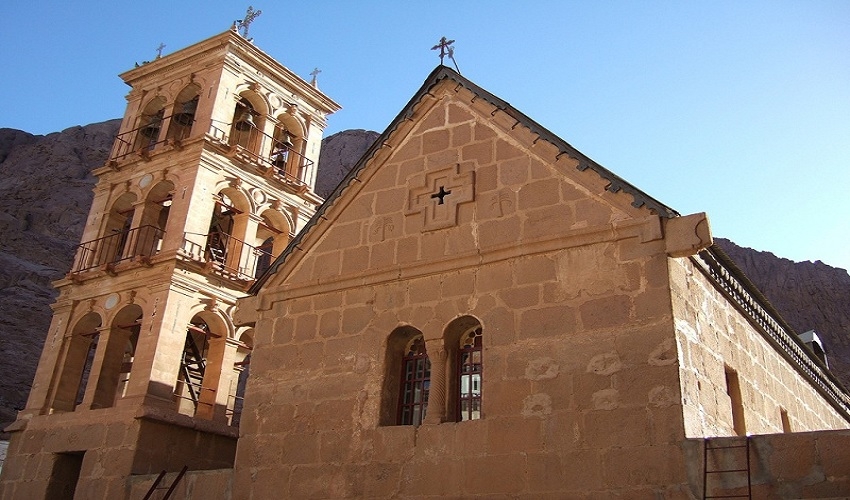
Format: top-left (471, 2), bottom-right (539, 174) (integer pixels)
top-left (2, 28), bottom-right (849, 499)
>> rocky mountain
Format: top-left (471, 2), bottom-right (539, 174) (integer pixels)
top-left (315, 129), bottom-right (380, 199)
top-left (0, 121), bottom-right (119, 426)
top-left (0, 122), bottom-right (847, 430)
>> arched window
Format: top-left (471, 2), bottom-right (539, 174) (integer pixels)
top-left (398, 335), bottom-right (430, 426)
top-left (134, 97), bottom-right (166, 152)
top-left (174, 317), bottom-right (212, 417)
top-left (380, 326), bottom-right (427, 426)
top-left (253, 210), bottom-right (291, 279)
top-left (445, 316), bottom-right (483, 422)
top-left (97, 193), bottom-right (137, 267)
top-left (458, 326), bottom-right (483, 421)
top-left (50, 313), bottom-right (102, 413)
top-left (90, 306), bottom-right (142, 409)
top-left (271, 117), bottom-right (305, 182)
top-left (136, 181), bottom-right (173, 257)
top-left (229, 97), bottom-right (263, 152)
top-left (206, 193), bottom-right (238, 268)
top-left (167, 84), bottom-right (200, 142)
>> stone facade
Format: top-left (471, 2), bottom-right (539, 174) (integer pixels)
top-left (3, 32), bottom-right (849, 500)
top-left (225, 68), bottom-right (850, 497)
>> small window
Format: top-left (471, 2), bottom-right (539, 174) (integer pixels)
top-left (780, 408), bottom-right (792, 433)
top-left (398, 335), bottom-right (430, 426)
top-left (725, 366), bottom-right (746, 436)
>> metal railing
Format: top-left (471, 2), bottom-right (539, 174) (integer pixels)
top-left (110, 113), bottom-right (196, 161)
top-left (71, 225), bottom-right (165, 273)
top-left (181, 231), bottom-right (273, 281)
top-left (209, 122), bottom-right (314, 186)
top-left (108, 117), bottom-right (314, 189)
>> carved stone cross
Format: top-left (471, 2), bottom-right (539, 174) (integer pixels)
top-left (406, 164), bottom-right (474, 231)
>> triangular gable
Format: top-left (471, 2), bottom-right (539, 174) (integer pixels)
top-left (250, 66), bottom-right (678, 293)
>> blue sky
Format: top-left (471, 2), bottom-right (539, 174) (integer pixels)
top-left (2, 1), bottom-right (848, 271)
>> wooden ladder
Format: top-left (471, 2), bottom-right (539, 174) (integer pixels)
top-left (142, 465), bottom-right (188, 500)
top-left (703, 436), bottom-right (752, 499)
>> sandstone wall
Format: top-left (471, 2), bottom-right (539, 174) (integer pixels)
top-left (234, 81), bottom-right (697, 498)
top-left (671, 256), bottom-right (849, 437)
top-left (687, 431), bottom-right (850, 498)
top-left (0, 409), bottom-right (237, 499)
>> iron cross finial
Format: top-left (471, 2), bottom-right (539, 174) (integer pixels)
top-left (310, 68), bottom-right (322, 87)
top-left (431, 36), bottom-right (455, 65)
top-left (155, 43), bottom-right (166, 59)
top-left (237, 6), bottom-right (262, 39)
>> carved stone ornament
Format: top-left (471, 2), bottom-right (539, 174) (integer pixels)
top-left (406, 163), bottom-right (474, 231)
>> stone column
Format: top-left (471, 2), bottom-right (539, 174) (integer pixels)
top-left (424, 339), bottom-right (448, 424)
top-left (195, 336), bottom-right (238, 422)
top-left (121, 285), bottom-right (189, 410)
top-left (88, 327), bottom-right (133, 409)
top-left (24, 303), bottom-right (73, 416)
top-left (79, 327), bottom-right (111, 409)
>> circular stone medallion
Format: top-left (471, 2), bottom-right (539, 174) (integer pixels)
top-left (139, 173), bottom-right (154, 189)
top-left (104, 293), bottom-right (120, 310)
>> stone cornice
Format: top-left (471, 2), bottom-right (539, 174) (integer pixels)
top-left (256, 215), bottom-right (661, 310)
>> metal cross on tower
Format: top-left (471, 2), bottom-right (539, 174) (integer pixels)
top-left (431, 36), bottom-right (461, 74)
top-left (237, 6), bottom-right (262, 39)
top-left (310, 68), bottom-right (322, 86)
top-left (431, 37), bottom-right (455, 65)
top-left (155, 43), bottom-right (166, 59)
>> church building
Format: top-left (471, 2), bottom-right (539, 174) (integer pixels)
top-left (2, 26), bottom-right (849, 499)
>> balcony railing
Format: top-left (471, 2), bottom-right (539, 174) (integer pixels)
top-left (180, 231), bottom-right (273, 281)
top-left (110, 113), bottom-right (195, 161)
top-left (71, 225), bottom-right (165, 273)
top-left (108, 117), bottom-right (315, 189)
top-left (209, 122), bottom-right (314, 187)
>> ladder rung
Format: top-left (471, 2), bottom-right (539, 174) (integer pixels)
top-left (705, 443), bottom-right (748, 450)
top-left (706, 468), bottom-right (749, 473)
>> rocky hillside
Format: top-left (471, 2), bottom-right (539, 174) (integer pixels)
top-left (315, 129), bottom-right (380, 199)
top-left (0, 121), bottom-right (119, 426)
top-left (0, 122), bottom-right (847, 429)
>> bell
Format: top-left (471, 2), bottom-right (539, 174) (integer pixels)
top-left (174, 97), bottom-right (198, 126)
top-left (278, 130), bottom-right (295, 149)
top-left (140, 121), bottom-right (161, 139)
top-left (234, 109), bottom-right (255, 131)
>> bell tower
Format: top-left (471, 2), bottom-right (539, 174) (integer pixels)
top-left (1, 28), bottom-right (339, 499)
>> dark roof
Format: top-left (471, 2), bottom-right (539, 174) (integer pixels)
top-left (250, 66), bottom-right (679, 294)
